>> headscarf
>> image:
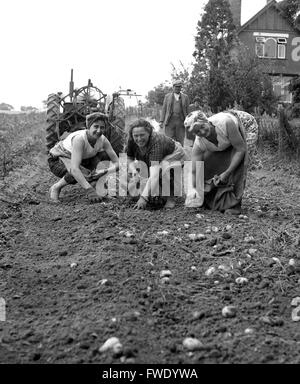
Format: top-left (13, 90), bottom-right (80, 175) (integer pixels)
top-left (86, 112), bottom-right (108, 129)
top-left (184, 110), bottom-right (209, 132)
top-left (194, 110), bottom-right (209, 124)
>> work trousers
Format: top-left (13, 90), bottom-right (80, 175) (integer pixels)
top-left (48, 152), bottom-right (110, 185)
top-left (165, 115), bottom-right (185, 147)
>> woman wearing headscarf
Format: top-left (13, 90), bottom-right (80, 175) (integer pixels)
top-left (48, 112), bottom-right (119, 203)
top-left (125, 118), bottom-right (186, 210)
top-left (185, 110), bottom-right (258, 214)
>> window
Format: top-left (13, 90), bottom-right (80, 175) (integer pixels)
top-left (264, 38), bottom-right (277, 58)
top-left (278, 44), bottom-right (286, 59)
top-left (256, 43), bottom-right (264, 57)
top-left (255, 37), bottom-right (287, 59)
top-left (277, 38), bottom-right (287, 44)
top-left (272, 76), bottom-right (293, 103)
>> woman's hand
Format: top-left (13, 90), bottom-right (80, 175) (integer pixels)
top-left (85, 187), bottom-right (102, 203)
top-left (187, 187), bottom-right (200, 199)
top-left (133, 197), bottom-right (148, 210)
top-left (87, 169), bottom-right (108, 181)
top-left (218, 171), bottom-right (230, 184)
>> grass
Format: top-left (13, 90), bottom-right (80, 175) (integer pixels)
top-left (0, 113), bottom-right (46, 178)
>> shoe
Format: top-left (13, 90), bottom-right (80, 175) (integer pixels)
top-left (224, 207), bottom-right (241, 215)
top-left (164, 197), bottom-right (176, 209)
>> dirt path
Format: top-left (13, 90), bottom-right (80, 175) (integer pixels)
top-left (0, 117), bottom-right (300, 364)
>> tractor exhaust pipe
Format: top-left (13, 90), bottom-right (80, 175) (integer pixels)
top-left (69, 69), bottom-right (74, 101)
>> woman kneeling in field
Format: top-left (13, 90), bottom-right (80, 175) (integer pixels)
top-left (48, 112), bottom-right (119, 203)
top-left (185, 110), bottom-right (257, 214)
top-left (125, 119), bottom-right (186, 210)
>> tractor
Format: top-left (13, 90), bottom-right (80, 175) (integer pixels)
top-left (45, 69), bottom-right (140, 155)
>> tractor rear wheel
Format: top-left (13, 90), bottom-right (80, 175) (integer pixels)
top-left (46, 93), bottom-right (60, 151)
top-left (105, 122), bottom-right (126, 156)
top-left (109, 96), bottom-right (126, 131)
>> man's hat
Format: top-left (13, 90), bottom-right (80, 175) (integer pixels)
top-left (173, 80), bottom-right (183, 87)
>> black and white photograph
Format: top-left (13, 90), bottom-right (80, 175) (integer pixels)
top-left (0, 0), bottom-right (300, 370)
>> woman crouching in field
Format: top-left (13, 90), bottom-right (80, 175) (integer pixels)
top-left (48, 112), bottom-right (119, 203)
top-left (125, 119), bottom-right (186, 210)
top-left (185, 110), bottom-right (258, 214)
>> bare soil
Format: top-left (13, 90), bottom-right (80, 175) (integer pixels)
top-left (0, 114), bottom-right (300, 364)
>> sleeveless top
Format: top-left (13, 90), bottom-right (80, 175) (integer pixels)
top-left (50, 130), bottom-right (106, 159)
top-left (194, 112), bottom-right (239, 152)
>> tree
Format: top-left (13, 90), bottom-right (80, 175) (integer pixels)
top-left (170, 61), bottom-right (198, 101)
top-left (146, 82), bottom-right (172, 106)
top-left (277, 0), bottom-right (300, 29)
top-left (288, 76), bottom-right (300, 117)
top-left (190, 1), bottom-right (278, 113)
top-left (186, 57), bottom-right (210, 105)
top-left (194, 0), bottom-right (237, 68)
top-left (193, 0), bottom-right (238, 111)
top-left (0, 102), bottom-right (14, 111)
top-left (171, 61), bottom-right (191, 90)
top-left (223, 44), bottom-right (278, 113)
top-left (20, 106), bottom-right (38, 113)
top-left (208, 67), bottom-right (233, 111)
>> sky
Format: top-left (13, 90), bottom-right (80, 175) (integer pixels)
top-left (0, 0), bottom-right (267, 110)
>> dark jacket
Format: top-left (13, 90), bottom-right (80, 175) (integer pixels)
top-left (160, 92), bottom-right (189, 126)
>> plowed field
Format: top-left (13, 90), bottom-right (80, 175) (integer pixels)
top-left (0, 114), bottom-right (299, 364)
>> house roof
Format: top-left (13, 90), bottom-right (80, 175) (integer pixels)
top-left (237, 0), bottom-right (298, 34)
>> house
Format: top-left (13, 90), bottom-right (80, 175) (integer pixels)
top-left (228, 0), bottom-right (300, 103)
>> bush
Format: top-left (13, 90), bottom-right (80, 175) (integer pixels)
top-left (257, 110), bottom-right (300, 158)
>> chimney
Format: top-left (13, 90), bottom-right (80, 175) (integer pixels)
top-left (228, 0), bottom-right (241, 28)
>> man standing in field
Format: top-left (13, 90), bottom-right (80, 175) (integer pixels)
top-left (159, 80), bottom-right (189, 146)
